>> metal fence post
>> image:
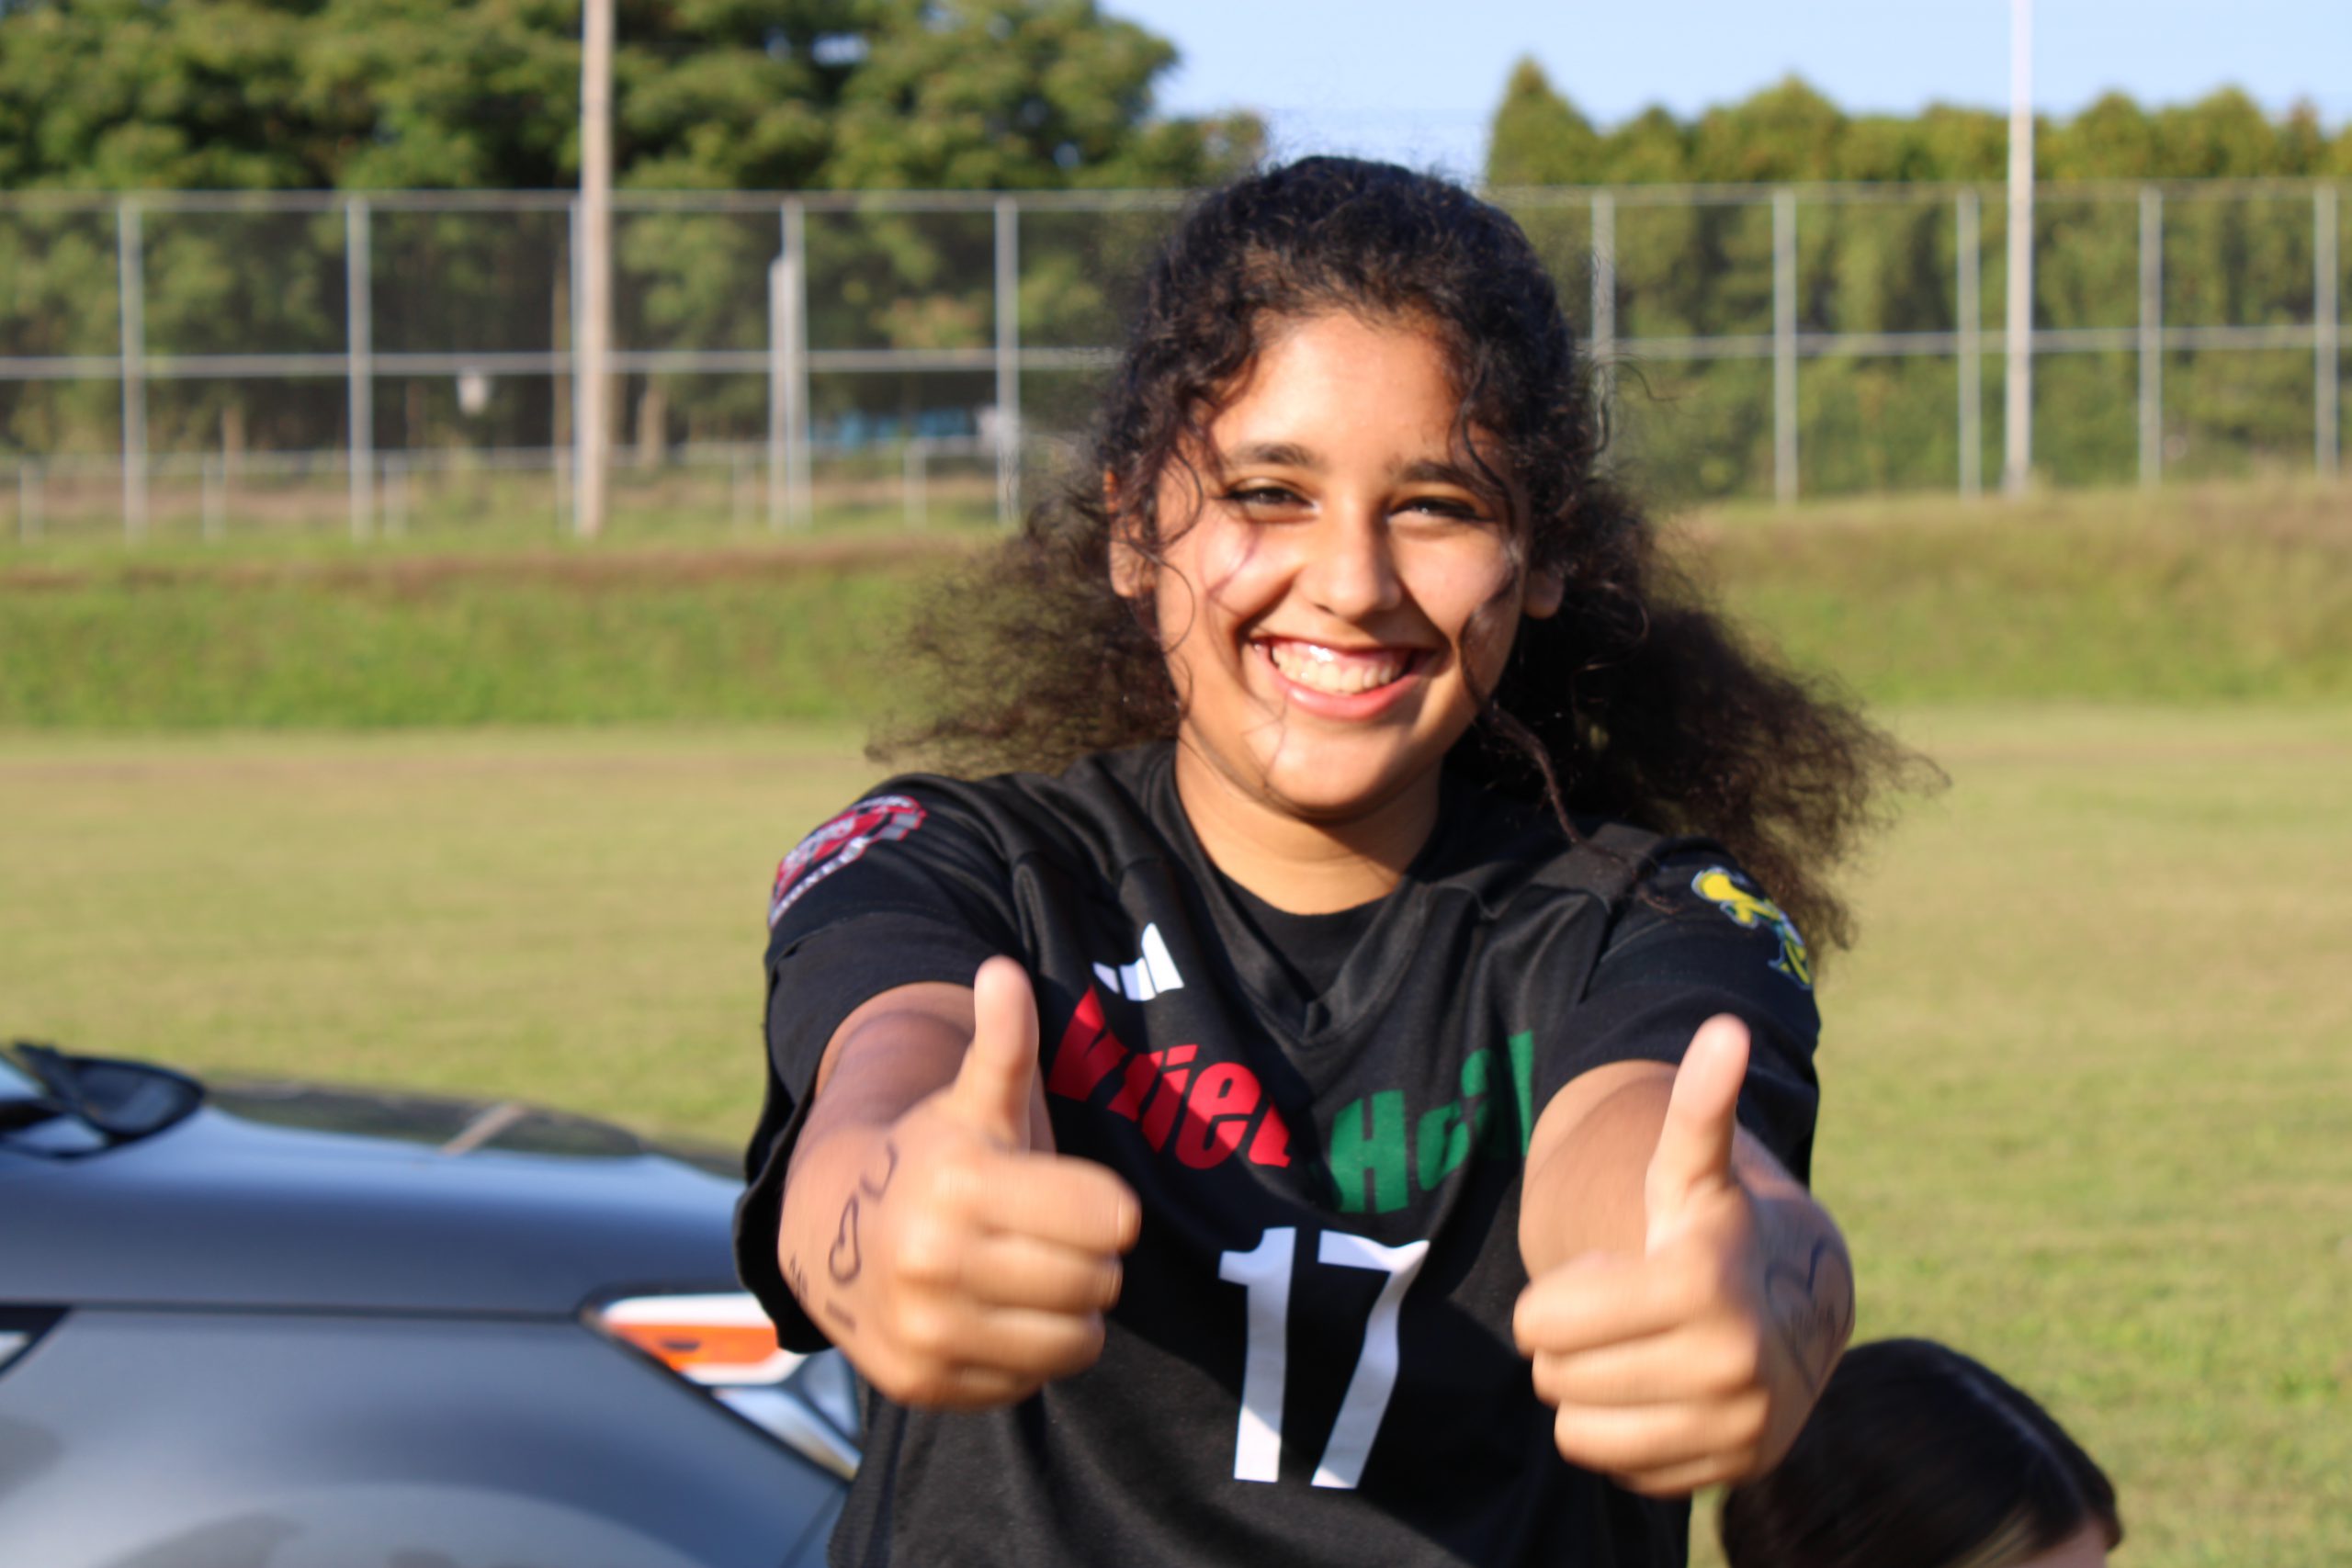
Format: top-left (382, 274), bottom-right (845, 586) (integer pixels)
top-left (565, 198), bottom-right (580, 531)
top-left (1590, 189), bottom-right (1616, 413)
top-left (1772, 187), bottom-right (1798, 506)
top-left (2318, 185), bottom-right (2340, 479)
top-left (118, 200), bottom-right (147, 544)
top-left (1957, 188), bottom-right (1983, 499)
top-left (346, 197), bottom-right (374, 541)
top-left (770, 198), bottom-right (809, 530)
top-left (2139, 186), bottom-right (2164, 489)
top-left (994, 197), bottom-right (1021, 526)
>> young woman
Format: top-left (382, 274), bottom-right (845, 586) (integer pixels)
top-left (1719, 1338), bottom-right (2124, 1568)
top-left (737, 157), bottom-right (1909, 1566)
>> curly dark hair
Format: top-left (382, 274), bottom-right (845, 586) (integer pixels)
top-left (888, 156), bottom-right (1921, 952)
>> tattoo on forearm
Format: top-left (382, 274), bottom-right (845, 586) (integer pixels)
top-left (1764, 1235), bottom-right (1856, 1396)
top-left (859, 1138), bottom-right (899, 1200)
top-left (804, 1139), bottom-right (899, 1337)
top-left (828, 1193), bottom-right (864, 1283)
top-left (823, 1140), bottom-right (898, 1296)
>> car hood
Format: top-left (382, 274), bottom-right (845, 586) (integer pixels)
top-left (0, 1077), bottom-right (748, 1315)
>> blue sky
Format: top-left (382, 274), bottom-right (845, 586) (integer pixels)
top-left (1112, 0), bottom-right (2352, 179)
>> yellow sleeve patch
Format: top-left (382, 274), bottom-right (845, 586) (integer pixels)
top-left (1691, 866), bottom-right (1814, 990)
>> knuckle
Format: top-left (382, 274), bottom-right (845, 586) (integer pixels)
top-left (1051, 1312), bottom-right (1109, 1375)
top-left (1707, 1332), bottom-right (1763, 1393)
top-left (923, 1151), bottom-right (987, 1212)
top-left (892, 1215), bottom-right (960, 1286)
top-left (896, 1301), bottom-right (956, 1359)
top-left (1551, 1407), bottom-right (1581, 1459)
top-left (1725, 1390), bottom-right (1772, 1448)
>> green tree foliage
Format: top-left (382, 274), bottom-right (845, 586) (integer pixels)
top-left (0, 0), bottom-right (1260, 457)
top-left (1485, 62), bottom-right (2345, 187)
top-left (1485, 64), bottom-right (2349, 498)
top-left (0, 0), bottom-right (1255, 193)
top-left (1487, 57), bottom-right (1600, 188)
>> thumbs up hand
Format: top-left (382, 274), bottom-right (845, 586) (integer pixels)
top-left (1512, 1016), bottom-right (1853, 1496)
top-left (790, 957), bottom-right (1141, 1411)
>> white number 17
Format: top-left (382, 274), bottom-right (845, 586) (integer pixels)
top-left (1217, 1226), bottom-right (1430, 1489)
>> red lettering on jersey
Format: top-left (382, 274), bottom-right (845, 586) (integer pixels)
top-left (1245, 1100), bottom-right (1293, 1168)
top-left (1102, 1051), bottom-right (1156, 1121)
top-left (1173, 1061), bottom-right (1261, 1169)
top-left (1103, 1043), bottom-right (1194, 1122)
top-left (1046, 987), bottom-right (1131, 1103)
top-left (1139, 1051), bottom-right (1197, 1151)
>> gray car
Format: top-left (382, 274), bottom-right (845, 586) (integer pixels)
top-left (0, 1041), bottom-right (854, 1568)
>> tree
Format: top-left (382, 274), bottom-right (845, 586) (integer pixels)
top-left (1487, 58), bottom-right (1599, 186)
top-left (1687, 77), bottom-right (1846, 185)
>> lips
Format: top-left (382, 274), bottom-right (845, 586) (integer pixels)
top-left (1258, 637), bottom-right (1424, 696)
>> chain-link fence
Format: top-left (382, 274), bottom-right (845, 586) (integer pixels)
top-left (2, 179), bottom-right (2345, 547)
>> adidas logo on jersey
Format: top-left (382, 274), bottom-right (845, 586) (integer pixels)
top-left (1093, 922), bottom-right (1183, 1003)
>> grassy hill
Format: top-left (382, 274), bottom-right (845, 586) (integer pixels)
top-left (2, 481), bottom-right (2347, 729)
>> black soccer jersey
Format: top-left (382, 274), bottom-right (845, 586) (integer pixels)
top-left (737, 742), bottom-right (1823, 1568)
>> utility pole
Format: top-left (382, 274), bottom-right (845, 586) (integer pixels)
top-left (575, 0), bottom-right (614, 538)
top-left (2004, 0), bottom-right (2034, 497)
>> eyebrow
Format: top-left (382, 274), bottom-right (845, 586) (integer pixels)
top-left (1221, 441), bottom-right (1320, 472)
top-left (1217, 443), bottom-right (1490, 492)
top-left (1396, 457), bottom-right (1488, 490)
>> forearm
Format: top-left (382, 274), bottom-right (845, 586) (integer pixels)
top-left (773, 961), bottom-right (1135, 1408)
top-left (1740, 1156), bottom-right (1856, 1401)
top-left (776, 989), bottom-right (974, 1339)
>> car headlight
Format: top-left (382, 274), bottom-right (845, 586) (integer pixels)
top-left (587, 1292), bottom-right (858, 1480)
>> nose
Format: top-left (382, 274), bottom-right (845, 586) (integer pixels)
top-left (1300, 507), bottom-right (1403, 621)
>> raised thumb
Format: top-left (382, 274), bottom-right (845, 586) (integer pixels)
top-left (942, 955), bottom-right (1040, 1147)
top-left (1643, 1014), bottom-right (1749, 1252)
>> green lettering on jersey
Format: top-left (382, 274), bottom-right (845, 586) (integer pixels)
top-left (1329, 1090), bottom-right (1408, 1214)
top-left (1417, 1048), bottom-right (1493, 1190)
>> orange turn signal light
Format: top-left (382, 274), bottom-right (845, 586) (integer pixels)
top-left (591, 1292), bottom-right (798, 1386)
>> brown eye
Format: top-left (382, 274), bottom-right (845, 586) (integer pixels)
top-left (1227, 486), bottom-right (1305, 511)
top-left (1400, 495), bottom-right (1490, 524)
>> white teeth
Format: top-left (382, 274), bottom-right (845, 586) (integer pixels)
top-left (1265, 640), bottom-right (1408, 695)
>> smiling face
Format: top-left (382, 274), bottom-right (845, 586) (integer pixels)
top-left (1118, 310), bottom-right (1560, 891)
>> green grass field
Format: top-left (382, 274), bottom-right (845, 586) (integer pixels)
top-left (4, 707), bottom-right (2346, 1566)
top-left (5, 480), bottom-right (2348, 1562)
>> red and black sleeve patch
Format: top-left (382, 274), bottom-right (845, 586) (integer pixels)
top-left (768, 795), bottom-right (928, 929)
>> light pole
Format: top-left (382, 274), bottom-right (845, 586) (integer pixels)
top-left (2004, 0), bottom-right (2034, 497)
top-left (575, 0), bottom-right (614, 538)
